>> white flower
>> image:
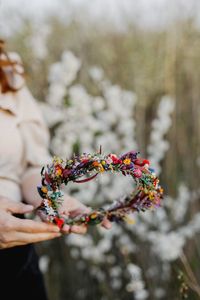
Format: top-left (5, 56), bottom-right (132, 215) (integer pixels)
top-left (127, 263), bottom-right (142, 279)
top-left (147, 95), bottom-right (175, 174)
top-left (135, 290), bottom-right (149, 300)
top-left (39, 255), bottom-right (50, 273)
top-left (110, 266), bottom-right (122, 277)
top-left (48, 51), bottom-right (81, 89)
top-left (62, 51), bottom-right (81, 83)
top-left (92, 96), bottom-right (105, 111)
top-left (89, 66), bottom-right (104, 81)
top-left (149, 232), bottom-right (185, 261)
top-left (27, 24), bottom-right (51, 60)
top-left (40, 103), bottom-right (65, 126)
top-left (172, 184), bottom-right (190, 223)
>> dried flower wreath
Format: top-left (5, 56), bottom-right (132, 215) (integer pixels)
top-left (37, 148), bottom-right (163, 228)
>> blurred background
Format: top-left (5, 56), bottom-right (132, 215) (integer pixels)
top-left (1, 0), bottom-right (200, 299)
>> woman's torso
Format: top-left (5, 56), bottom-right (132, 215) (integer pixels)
top-left (0, 93), bottom-right (26, 201)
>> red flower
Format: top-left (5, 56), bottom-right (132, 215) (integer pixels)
top-left (134, 158), bottom-right (150, 166)
top-left (85, 216), bottom-right (90, 223)
top-left (109, 154), bottom-right (122, 164)
top-left (81, 159), bottom-right (89, 163)
top-left (54, 217), bottom-right (65, 229)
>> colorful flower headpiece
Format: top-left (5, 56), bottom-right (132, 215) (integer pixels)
top-left (37, 148), bottom-right (163, 228)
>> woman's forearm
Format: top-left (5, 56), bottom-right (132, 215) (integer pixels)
top-left (21, 171), bottom-right (42, 208)
top-left (21, 170), bottom-right (87, 211)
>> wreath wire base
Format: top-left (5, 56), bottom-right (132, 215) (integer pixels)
top-left (37, 149), bottom-right (164, 228)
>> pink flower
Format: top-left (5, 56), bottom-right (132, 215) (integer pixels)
top-left (133, 169), bottom-right (143, 178)
top-left (106, 157), bottom-right (113, 164)
top-left (63, 169), bottom-right (72, 178)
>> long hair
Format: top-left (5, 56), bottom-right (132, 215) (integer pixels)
top-left (0, 40), bottom-right (25, 93)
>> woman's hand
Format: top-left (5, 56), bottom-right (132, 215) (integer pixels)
top-left (21, 171), bottom-right (112, 234)
top-left (0, 197), bottom-right (61, 249)
top-left (58, 195), bottom-right (112, 234)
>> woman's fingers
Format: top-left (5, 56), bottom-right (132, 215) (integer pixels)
top-left (36, 208), bottom-right (88, 235)
top-left (1, 231), bottom-right (61, 248)
top-left (101, 217), bottom-right (112, 229)
top-left (19, 232), bottom-right (61, 244)
top-left (61, 224), bottom-right (70, 233)
top-left (0, 199), bottom-right (62, 249)
top-left (36, 209), bottom-right (53, 222)
top-left (70, 224), bottom-right (88, 234)
top-left (58, 195), bottom-right (92, 215)
top-left (68, 207), bottom-right (91, 218)
top-left (61, 224), bottom-right (88, 235)
top-left (13, 218), bottom-right (60, 233)
top-left (1, 241), bottom-right (28, 249)
top-left (59, 205), bottom-right (91, 217)
top-left (0, 198), bottom-right (34, 214)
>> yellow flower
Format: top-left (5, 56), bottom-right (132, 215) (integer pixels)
top-left (124, 215), bottom-right (135, 225)
top-left (99, 165), bottom-right (105, 173)
top-left (159, 187), bottom-right (164, 194)
top-left (148, 192), bottom-right (154, 200)
top-left (90, 213), bottom-right (97, 219)
top-left (92, 161), bottom-right (100, 167)
top-left (41, 186), bottom-right (48, 193)
top-left (56, 168), bottom-right (62, 176)
top-left (53, 156), bottom-right (63, 164)
top-left (123, 158), bottom-right (131, 165)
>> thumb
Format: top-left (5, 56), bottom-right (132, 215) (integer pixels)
top-left (69, 206), bottom-right (92, 218)
top-left (6, 201), bottom-right (34, 214)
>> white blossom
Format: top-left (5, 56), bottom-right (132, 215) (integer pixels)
top-left (39, 255), bottom-right (50, 273)
top-left (148, 232), bottom-right (185, 261)
top-left (89, 66), bottom-right (104, 82)
top-left (147, 95), bottom-right (175, 174)
top-left (27, 24), bottom-right (51, 60)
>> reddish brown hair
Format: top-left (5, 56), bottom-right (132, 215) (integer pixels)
top-left (0, 40), bottom-right (25, 93)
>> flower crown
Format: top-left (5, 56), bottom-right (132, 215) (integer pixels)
top-left (37, 148), bottom-right (163, 228)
